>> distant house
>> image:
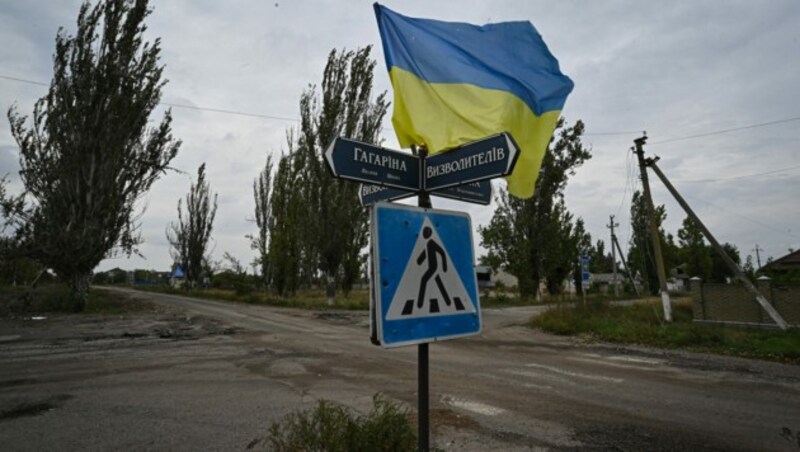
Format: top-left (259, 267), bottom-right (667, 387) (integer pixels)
top-left (761, 250), bottom-right (800, 281)
top-left (763, 249), bottom-right (800, 272)
top-left (591, 273), bottom-right (625, 293)
top-left (474, 266), bottom-right (518, 290)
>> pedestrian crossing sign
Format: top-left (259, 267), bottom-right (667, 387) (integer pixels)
top-left (371, 202), bottom-right (481, 348)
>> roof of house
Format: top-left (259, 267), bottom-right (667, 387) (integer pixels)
top-left (766, 249), bottom-right (800, 270)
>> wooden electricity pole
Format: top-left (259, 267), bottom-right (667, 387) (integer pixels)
top-left (607, 215), bottom-right (620, 297)
top-left (753, 244), bottom-right (763, 269)
top-left (633, 135), bottom-right (672, 321)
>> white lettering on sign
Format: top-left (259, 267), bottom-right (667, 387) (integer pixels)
top-left (362, 185), bottom-right (388, 195)
top-left (354, 147), bottom-right (408, 172)
top-left (427, 147), bottom-right (506, 178)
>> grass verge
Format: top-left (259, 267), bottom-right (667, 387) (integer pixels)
top-left (134, 285), bottom-right (371, 311)
top-left (264, 394), bottom-right (418, 452)
top-left (0, 284), bottom-right (154, 316)
top-left (531, 300), bottom-right (800, 364)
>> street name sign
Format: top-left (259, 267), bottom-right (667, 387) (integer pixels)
top-left (359, 184), bottom-right (415, 207)
top-left (430, 180), bottom-right (492, 206)
top-left (371, 202), bottom-right (481, 348)
top-left (325, 137), bottom-right (420, 191)
top-left (425, 132), bottom-right (519, 192)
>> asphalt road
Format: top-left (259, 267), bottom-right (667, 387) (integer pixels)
top-left (2, 288), bottom-right (799, 451)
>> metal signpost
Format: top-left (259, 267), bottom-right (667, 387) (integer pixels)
top-left (325, 134), bottom-right (519, 452)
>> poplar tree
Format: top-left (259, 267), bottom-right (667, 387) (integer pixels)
top-left (250, 155), bottom-right (273, 288)
top-left (627, 191), bottom-right (678, 294)
top-left (3, 0), bottom-right (180, 309)
top-left (167, 164), bottom-right (217, 288)
top-left (268, 47), bottom-right (388, 300)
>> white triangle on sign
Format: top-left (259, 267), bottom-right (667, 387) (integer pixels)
top-left (386, 217), bottom-right (475, 320)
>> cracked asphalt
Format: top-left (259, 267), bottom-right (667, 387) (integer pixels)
top-left (1, 287), bottom-right (799, 451)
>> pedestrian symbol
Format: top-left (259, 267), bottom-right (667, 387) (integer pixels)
top-left (387, 217), bottom-right (475, 320)
top-left (371, 202), bottom-right (481, 348)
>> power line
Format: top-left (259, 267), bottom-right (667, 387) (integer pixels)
top-left (160, 102), bottom-right (298, 122)
top-left (584, 130), bottom-right (644, 136)
top-left (0, 74), bottom-right (48, 87)
top-left (1, 73), bottom-right (299, 123)
top-left (5, 73), bottom-right (800, 144)
top-left (673, 163), bottom-right (800, 183)
top-left (683, 192), bottom-right (798, 240)
top-left (649, 116), bottom-right (800, 145)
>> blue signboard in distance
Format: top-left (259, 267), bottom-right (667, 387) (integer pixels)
top-left (371, 202), bottom-right (481, 348)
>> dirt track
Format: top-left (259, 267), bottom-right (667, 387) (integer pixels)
top-left (1, 288), bottom-right (799, 451)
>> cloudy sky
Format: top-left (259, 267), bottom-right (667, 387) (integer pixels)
top-left (1, 0), bottom-right (799, 274)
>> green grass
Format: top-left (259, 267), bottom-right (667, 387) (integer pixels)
top-left (135, 285), bottom-right (371, 311)
top-left (0, 284), bottom-right (154, 315)
top-left (264, 394), bottom-right (418, 452)
top-left (531, 300), bottom-right (800, 364)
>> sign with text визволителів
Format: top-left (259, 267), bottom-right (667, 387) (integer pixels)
top-left (424, 132), bottom-right (519, 192)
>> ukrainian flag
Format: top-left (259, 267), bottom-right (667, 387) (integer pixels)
top-left (374, 4), bottom-right (573, 198)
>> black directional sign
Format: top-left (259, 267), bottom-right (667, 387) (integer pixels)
top-left (325, 137), bottom-right (420, 191)
top-left (425, 132), bottom-right (519, 192)
top-left (359, 184), bottom-right (415, 207)
top-left (431, 180), bottom-right (492, 205)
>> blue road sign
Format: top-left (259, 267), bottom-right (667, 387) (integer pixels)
top-left (325, 137), bottom-right (420, 191)
top-left (425, 132), bottom-right (520, 192)
top-left (359, 184), bottom-right (415, 207)
top-left (371, 202), bottom-right (481, 348)
top-left (581, 255), bottom-right (591, 282)
top-left (431, 180), bottom-right (492, 205)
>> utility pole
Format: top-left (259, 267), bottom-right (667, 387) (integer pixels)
top-left (611, 232), bottom-right (640, 296)
top-left (633, 134), bottom-right (672, 321)
top-left (753, 244), bottom-right (763, 269)
top-left (607, 215), bottom-right (620, 297)
top-left (646, 159), bottom-right (788, 330)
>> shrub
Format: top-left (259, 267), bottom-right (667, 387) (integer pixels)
top-left (266, 394), bottom-right (416, 452)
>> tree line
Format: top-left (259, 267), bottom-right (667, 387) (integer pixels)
top-left (0, 0), bottom-right (782, 312)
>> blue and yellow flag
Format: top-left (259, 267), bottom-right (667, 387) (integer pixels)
top-left (374, 4), bottom-right (573, 198)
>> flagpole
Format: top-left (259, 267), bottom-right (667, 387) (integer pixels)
top-left (416, 145), bottom-right (431, 452)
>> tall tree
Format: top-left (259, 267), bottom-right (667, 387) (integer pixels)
top-left (588, 239), bottom-right (615, 274)
top-left (711, 243), bottom-right (740, 283)
top-left (268, 47), bottom-right (388, 300)
top-left (267, 139), bottom-right (309, 296)
top-left (2, 0), bottom-right (180, 309)
top-left (167, 164), bottom-right (217, 288)
top-left (627, 190), bottom-right (678, 294)
top-left (480, 119), bottom-right (591, 297)
top-left (249, 155), bottom-right (273, 288)
top-left (677, 216), bottom-right (713, 280)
